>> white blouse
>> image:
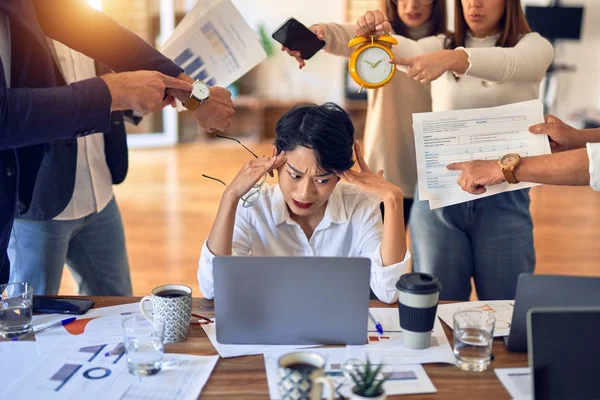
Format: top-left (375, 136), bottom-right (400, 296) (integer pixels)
top-left (198, 183), bottom-right (410, 303)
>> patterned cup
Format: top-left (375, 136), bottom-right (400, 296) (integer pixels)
top-left (278, 352), bottom-right (334, 400)
top-left (140, 284), bottom-right (192, 344)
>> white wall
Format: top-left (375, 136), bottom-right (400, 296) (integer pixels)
top-left (232, 0), bottom-right (346, 103)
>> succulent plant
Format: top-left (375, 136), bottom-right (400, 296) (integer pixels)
top-left (348, 358), bottom-right (388, 398)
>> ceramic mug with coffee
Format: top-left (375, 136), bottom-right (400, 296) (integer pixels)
top-left (278, 352), bottom-right (335, 400)
top-left (140, 284), bottom-right (192, 344)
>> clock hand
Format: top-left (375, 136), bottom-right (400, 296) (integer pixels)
top-left (372, 59), bottom-right (383, 68)
top-left (363, 60), bottom-right (374, 67)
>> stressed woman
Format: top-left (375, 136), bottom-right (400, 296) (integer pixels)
top-left (198, 103), bottom-right (409, 303)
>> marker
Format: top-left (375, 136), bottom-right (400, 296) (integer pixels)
top-left (12, 317), bottom-right (77, 341)
top-left (368, 311), bottom-right (384, 335)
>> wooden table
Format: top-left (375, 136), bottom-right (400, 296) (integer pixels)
top-left (60, 297), bottom-right (529, 399)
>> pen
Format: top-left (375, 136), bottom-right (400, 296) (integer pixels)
top-left (368, 311), bottom-right (384, 335)
top-left (12, 317), bottom-right (77, 341)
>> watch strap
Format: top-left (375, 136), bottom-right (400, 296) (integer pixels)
top-left (502, 167), bottom-right (519, 184)
top-left (183, 96), bottom-right (202, 111)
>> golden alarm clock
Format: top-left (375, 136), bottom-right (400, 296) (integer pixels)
top-left (347, 34), bottom-right (398, 92)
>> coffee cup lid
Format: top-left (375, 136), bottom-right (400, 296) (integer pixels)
top-left (396, 273), bottom-right (442, 295)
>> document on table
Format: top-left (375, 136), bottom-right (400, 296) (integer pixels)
top-left (495, 368), bottom-right (532, 400)
top-left (122, 354), bottom-right (218, 400)
top-left (368, 307), bottom-right (401, 332)
top-left (437, 301), bottom-right (515, 337)
top-left (5, 341), bottom-right (135, 400)
top-left (413, 100), bottom-right (550, 209)
top-left (349, 315), bottom-right (456, 365)
top-left (161, 0), bottom-right (266, 90)
top-left (201, 320), bottom-right (315, 358)
top-left (264, 348), bottom-right (436, 399)
top-left (33, 303), bottom-right (142, 355)
top-left (0, 341), bottom-right (42, 393)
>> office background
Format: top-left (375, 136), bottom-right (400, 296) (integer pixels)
top-left (58, 0), bottom-right (600, 296)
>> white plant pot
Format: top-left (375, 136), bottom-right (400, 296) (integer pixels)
top-left (351, 392), bottom-right (386, 400)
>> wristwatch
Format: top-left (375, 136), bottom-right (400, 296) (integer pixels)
top-left (182, 80), bottom-right (210, 111)
top-left (499, 153), bottom-right (521, 184)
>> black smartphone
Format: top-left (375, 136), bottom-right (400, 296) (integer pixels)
top-left (33, 296), bottom-right (95, 315)
top-left (272, 17), bottom-right (326, 60)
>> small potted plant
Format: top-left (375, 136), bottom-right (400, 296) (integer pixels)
top-left (347, 358), bottom-right (388, 400)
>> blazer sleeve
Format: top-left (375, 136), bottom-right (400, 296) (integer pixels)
top-left (0, 77), bottom-right (112, 150)
top-left (33, 0), bottom-right (182, 78)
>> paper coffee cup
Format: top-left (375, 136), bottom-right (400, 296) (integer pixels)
top-left (396, 273), bottom-right (442, 349)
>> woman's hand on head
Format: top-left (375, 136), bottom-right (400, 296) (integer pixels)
top-left (339, 141), bottom-right (403, 202)
top-left (281, 24), bottom-right (326, 69)
top-left (355, 10), bottom-right (392, 37)
top-left (224, 152), bottom-right (287, 201)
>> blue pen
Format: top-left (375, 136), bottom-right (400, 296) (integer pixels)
top-left (12, 317), bottom-right (77, 341)
top-left (368, 311), bottom-right (384, 335)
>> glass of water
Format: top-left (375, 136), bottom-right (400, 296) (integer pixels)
top-left (0, 282), bottom-right (34, 339)
top-left (453, 310), bottom-right (495, 372)
top-left (122, 315), bottom-right (165, 376)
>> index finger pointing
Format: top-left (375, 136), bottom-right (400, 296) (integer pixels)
top-left (159, 74), bottom-right (193, 91)
top-left (446, 162), bottom-right (465, 171)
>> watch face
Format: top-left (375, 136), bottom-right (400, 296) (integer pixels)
top-left (356, 47), bottom-right (394, 85)
top-left (192, 81), bottom-right (210, 100)
top-left (500, 153), bottom-right (520, 167)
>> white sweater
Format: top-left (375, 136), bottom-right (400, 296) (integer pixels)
top-left (391, 32), bottom-right (554, 112)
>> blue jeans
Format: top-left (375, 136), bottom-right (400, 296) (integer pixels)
top-left (409, 189), bottom-right (535, 301)
top-left (7, 198), bottom-right (132, 296)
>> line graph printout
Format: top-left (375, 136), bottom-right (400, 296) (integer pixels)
top-left (413, 100), bottom-right (550, 209)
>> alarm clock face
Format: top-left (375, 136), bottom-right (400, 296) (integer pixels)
top-left (356, 47), bottom-right (394, 85)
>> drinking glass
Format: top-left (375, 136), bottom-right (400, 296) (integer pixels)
top-left (0, 282), bottom-right (34, 339)
top-left (122, 315), bottom-right (165, 376)
top-left (453, 310), bottom-right (495, 372)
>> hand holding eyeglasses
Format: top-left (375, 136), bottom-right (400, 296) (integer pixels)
top-left (224, 153), bottom-right (287, 201)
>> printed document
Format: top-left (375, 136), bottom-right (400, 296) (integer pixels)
top-left (413, 100), bottom-right (550, 209)
top-left (437, 301), bottom-right (515, 337)
top-left (495, 368), bottom-right (532, 399)
top-left (161, 0), bottom-right (266, 89)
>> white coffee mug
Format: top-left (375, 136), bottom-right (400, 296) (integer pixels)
top-left (140, 284), bottom-right (192, 344)
top-left (278, 352), bottom-right (334, 400)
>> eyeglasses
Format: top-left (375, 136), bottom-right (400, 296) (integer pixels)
top-left (202, 135), bottom-right (267, 208)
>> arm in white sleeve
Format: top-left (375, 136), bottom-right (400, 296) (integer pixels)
top-left (587, 143), bottom-right (600, 191)
top-left (357, 204), bottom-right (410, 304)
top-left (320, 23), bottom-right (355, 58)
top-left (458, 32), bottom-right (554, 83)
top-left (198, 203), bottom-right (253, 299)
top-left (391, 34), bottom-right (446, 60)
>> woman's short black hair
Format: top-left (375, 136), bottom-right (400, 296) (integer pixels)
top-left (274, 102), bottom-right (355, 173)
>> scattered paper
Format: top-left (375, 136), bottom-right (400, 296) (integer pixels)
top-left (368, 308), bottom-right (401, 333)
top-left (264, 348), bottom-right (436, 399)
top-left (0, 341), bottom-right (42, 393)
top-left (348, 317), bottom-right (456, 365)
top-left (161, 0), bottom-right (266, 89)
top-left (33, 303), bottom-right (142, 355)
top-left (437, 301), bottom-right (515, 337)
top-left (495, 368), bottom-right (532, 400)
top-left (122, 354), bottom-right (218, 400)
top-left (413, 100), bottom-right (550, 209)
top-left (5, 342), bottom-right (135, 400)
top-left (201, 319), bottom-right (315, 358)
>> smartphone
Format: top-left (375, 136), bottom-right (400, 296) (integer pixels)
top-left (272, 17), bottom-right (326, 60)
top-left (33, 296), bottom-right (95, 315)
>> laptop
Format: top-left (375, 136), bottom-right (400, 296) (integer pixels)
top-left (505, 274), bottom-right (600, 352)
top-left (527, 307), bottom-right (600, 399)
top-left (213, 256), bottom-right (371, 345)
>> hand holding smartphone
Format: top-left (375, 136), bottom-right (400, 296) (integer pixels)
top-left (272, 17), bottom-right (326, 60)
